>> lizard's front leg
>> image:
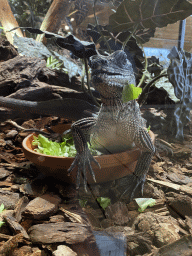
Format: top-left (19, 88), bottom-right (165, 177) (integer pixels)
top-left (127, 128), bottom-right (155, 201)
top-left (67, 117), bottom-right (100, 191)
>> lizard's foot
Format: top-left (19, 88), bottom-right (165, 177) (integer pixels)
top-left (120, 173), bottom-right (146, 202)
top-left (67, 149), bottom-right (100, 191)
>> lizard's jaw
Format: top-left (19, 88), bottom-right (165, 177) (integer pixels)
top-left (92, 71), bottom-right (130, 88)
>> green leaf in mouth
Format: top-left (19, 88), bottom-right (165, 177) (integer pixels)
top-left (122, 84), bottom-right (142, 103)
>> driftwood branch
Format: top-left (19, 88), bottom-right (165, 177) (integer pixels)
top-left (36, 0), bottom-right (73, 43)
top-left (0, 0), bottom-right (23, 44)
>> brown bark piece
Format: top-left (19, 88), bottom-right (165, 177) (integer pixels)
top-left (167, 192), bottom-right (192, 217)
top-left (3, 215), bottom-right (29, 239)
top-left (12, 246), bottom-right (33, 256)
top-left (0, 167), bottom-right (11, 179)
top-left (0, 233), bottom-right (24, 256)
top-left (28, 222), bottom-right (92, 244)
top-left (105, 201), bottom-right (130, 226)
top-left (0, 56), bottom-right (46, 90)
top-left (22, 194), bottom-right (61, 220)
top-left (0, 234), bottom-right (12, 242)
top-left (13, 196), bottom-right (29, 223)
top-left (0, 55), bottom-right (97, 121)
top-left (0, 189), bottom-right (20, 209)
top-left (152, 235), bottom-right (192, 256)
top-left (0, 39), bottom-right (19, 62)
top-left (132, 212), bottom-right (180, 248)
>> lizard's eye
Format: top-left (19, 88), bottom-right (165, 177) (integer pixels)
top-left (100, 59), bottom-right (108, 65)
top-left (121, 58), bottom-right (127, 66)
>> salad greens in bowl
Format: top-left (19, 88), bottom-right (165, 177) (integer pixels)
top-left (22, 123), bottom-right (142, 184)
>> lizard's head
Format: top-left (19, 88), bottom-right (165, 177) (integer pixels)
top-left (89, 50), bottom-right (136, 99)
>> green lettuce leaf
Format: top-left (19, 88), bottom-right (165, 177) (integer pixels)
top-left (122, 84), bottom-right (142, 103)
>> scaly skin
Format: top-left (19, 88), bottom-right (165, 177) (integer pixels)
top-left (68, 50), bottom-right (155, 200)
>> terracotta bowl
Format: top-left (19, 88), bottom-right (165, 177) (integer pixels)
top-left (22, 123), bottom-right (155, 184)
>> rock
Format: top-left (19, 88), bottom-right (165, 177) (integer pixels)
top-left (28, 222), bottom-right (92, 244)
top-left (53, 245), bottom-right (77, 256)
top-left (166, 192), bottom-right (192, 217)
top-left (0, 189), bottom-right (20, 209)
top-left (0, 168), bottom-right (11, 179)
top-left (5, 130), bottom-right (18, 139)
top-left (22, 194), bottom-right (61, 220)
top-left (132, 212), bottom-right (180, 248)
top-left (105, 202), bottom-right (129, 226)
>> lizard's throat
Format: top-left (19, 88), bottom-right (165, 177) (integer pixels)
top-left (94, 82), bottom-right (123, 106)
top-left (100, 94), bottom-right (122, 106)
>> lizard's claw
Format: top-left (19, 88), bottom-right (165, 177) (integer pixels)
top-left (121, 173), bottom-right (146, 202)
top-left (67, 148), bottom-right (100, 191)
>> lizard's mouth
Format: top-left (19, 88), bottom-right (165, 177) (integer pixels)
top-left (91, 70), bottom-right (127, 87)
top-left (91, 69), bottom-right (122, 77)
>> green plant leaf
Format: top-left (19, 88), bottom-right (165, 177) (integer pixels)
top-left (122, 84), bottom-right (142, 103)
top-left (97, 197), bottom-right (111, 210)
top-left (0, 204), bottom-right (4, 213)
top-left (109, 0), bottom-right (192, 44)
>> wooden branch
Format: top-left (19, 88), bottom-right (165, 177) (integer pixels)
top-left (0, 0), bottom-right (23, 44)
top-left (36, 0), bottom-right (73, 43)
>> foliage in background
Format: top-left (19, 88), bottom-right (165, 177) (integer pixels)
top-left (167, 47), bottom-right (192, 140)
top-left (109, 0), bottom-right (192, 45)
top-left (9, 0), bottom-right (52, 36)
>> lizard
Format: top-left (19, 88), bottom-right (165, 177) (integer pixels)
top-left (0, 50), bottom-right (155, 201)
top-left (67, 50), bottom-right (156, 201)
